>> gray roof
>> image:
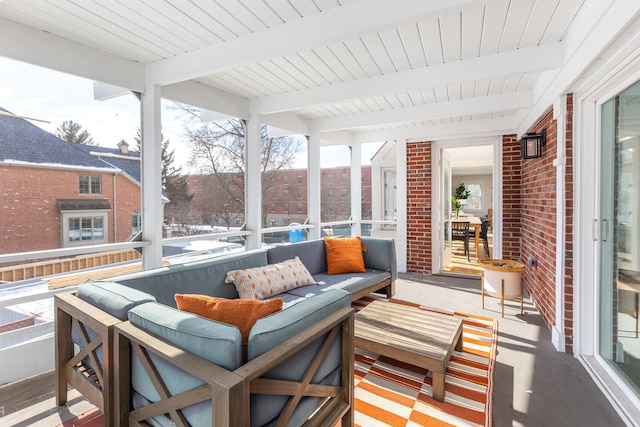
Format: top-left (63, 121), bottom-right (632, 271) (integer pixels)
top-left (0, 106), bottom-right (140, 183)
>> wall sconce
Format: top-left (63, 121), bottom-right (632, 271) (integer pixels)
top-left (521, 129), bottom-right (546, 159)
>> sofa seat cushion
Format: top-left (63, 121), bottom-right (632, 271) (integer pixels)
top-left (174, 294), bottom-right (282, 343)
top-left (76, 279), bottom-right (156, 321)
top-left (285, 270), bottom-right (391, 298)
top-left (225, 257), bottom-right (315, 299)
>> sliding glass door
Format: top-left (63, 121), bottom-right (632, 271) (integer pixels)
top-left (599, 79), bottom-right (640, 395)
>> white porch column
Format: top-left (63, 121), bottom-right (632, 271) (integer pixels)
top-left (141, 84), bottom-right (163, 270)
top-left (552, 96), bottom-right (567, 352)
top-left (396, 138), bottom-right (407, 273)
top-left (350, 142), bottom-right (362, 236)
top-left (244, 113), bottom-right (262, 250)
top-left (307, 133), bottom-right (321, 240)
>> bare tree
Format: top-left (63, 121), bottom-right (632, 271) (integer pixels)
top-left (186, 117), bottom-right (304, 227)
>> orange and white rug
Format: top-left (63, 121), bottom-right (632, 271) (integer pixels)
top-left (352, 296), bottom-right (498, 427)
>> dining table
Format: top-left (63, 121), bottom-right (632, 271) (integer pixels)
top-left (453, 216), bottom-right (482, 258)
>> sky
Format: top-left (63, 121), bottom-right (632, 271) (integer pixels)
top-left (0, 57), bottom-right (381, 171)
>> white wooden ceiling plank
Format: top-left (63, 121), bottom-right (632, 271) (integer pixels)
top-left (499, 0), bottom-right (536, 52)
top-left (417, 17), bottom-right (444, 66)
top-left (4, 1), bottom-right (161, 62)
top-left (328, 42), bottom-right (368, 80)
top-left (244, 62), bottom-right (299, 93)
top-left (343, 38), bottom-right (381, 78)
top-left (297, 50), bottom-right (342, 85)
top-left (221, 69), bottom-right (272, 97)
top-left (314, 45), bottom-right (354, 82)
top-left (349, 99), bottom-right (371, 113)
top-left (359, 98), bottom-right (382, 112)
top-left (188, 0), bottom-right (255, 38)
top-left (461, 4), bottom-right (485, 59)
top-left (406, 90), bottom-right (423, 106)
top-left (288, 0), bottom-right (322, 16)
top-left (237, 0), bottom-right (284, 27)
top-left (461, 81), bottom-right (476, 98)
top-left (516, 73), bottom-right (539, 91)
top-left (420, 89), bottom-right (436, 104)
top-left (541, 0), bottom-right (586, 43)
top-left (383, 95), bottom-right (402, 109)
top-left (67, 0), bottom-right (178, 57)
top-left (108, 0), bottom-right (201, 53)
top-left (283, 53), bottom-right (331, 86)
top-left (479, 0), bottom-right (510, 55)
top-left (221, 0), bottom-right (268, 33)
top-left (265, 0), bottom-right (303, 22)
top-left (202, 74), bottom-right (258, 98)
top-left (360, 33), bottom-right (396, 75)
top-left (258, 59), bottom-right (309, 90)
top-left (518, 0), bottom-right (560, 47)
top-left (312, 0), bottom-right (341, 11)
top-left (268, 57), bottom-right (316, 89)
top-left (395, 93), bottom-right (414, 108)
top-left (486, 76), bottom-right (507, 96)
top-left (378, 28), bottom-right (411, 72)
top-left (473, 79), bottom-right (490, 97)
top-left (439, 10), bottom-right (462, 63)
top-left (447, 84), bottom-right (462, 101)
top-left (144, 2), bottom-right (223, 44)
top-left (397, 22), bottom-right (427, 69)
top-left (433, 86), bottom-right (449, 102)
top-left (501, 74), bottom-right (522, 93)
top-left (123, 0), bottom-right (211, 48)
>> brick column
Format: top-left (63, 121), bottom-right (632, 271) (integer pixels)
top-left (502, 135), bottom-right (522, 261)
top-left (406, 142), bottom-right (432, 274)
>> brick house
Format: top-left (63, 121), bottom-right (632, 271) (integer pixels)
top-left (0, 107), bottom-right (142, 257)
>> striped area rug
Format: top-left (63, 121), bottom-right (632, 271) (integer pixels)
top-left (351, 296), bottom-right (498, 427)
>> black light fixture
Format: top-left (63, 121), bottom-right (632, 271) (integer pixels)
top-left (520, 129), bottom-right (546, 159)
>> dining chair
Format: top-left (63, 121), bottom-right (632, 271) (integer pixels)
top-left (451, 221), bottom-right (470, 261)
top-left (480, 217), bottom-right (491, 257)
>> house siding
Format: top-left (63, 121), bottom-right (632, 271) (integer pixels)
top-left (0, 165), bottom-right (140, 256)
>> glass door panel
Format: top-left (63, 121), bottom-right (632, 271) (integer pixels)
top-left (442, 151), bottom-right (452, 268)
top-left (599, 79), bottom-right (640, 394)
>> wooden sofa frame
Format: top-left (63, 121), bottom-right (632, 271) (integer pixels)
top-left (55, 292), bottom-right (121, 426)
top-left (114, 306), bottom-right (355, 427)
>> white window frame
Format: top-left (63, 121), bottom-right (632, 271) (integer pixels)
top-left (61, 210), bottom-right (108, 247)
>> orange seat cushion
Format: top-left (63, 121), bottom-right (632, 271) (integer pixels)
top-left (174, 294), bottom-right (282, 343)
top-left (324, 236), bottom-right (367, 274)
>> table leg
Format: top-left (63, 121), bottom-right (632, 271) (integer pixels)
top-left (475, 226), bottom-right (479, 258)
top-left (432, 371), bottom-right (445, 402)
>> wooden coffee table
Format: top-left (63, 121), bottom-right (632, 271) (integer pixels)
top-left (354, 300), bottom-right (463, 402)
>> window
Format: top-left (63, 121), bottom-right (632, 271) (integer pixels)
top-left (465, 184), bottom-right (482, 210)
top-left (68, 216), bottom-right (104, 241)
top-left (297, 204), bottom-right (302, 213)
top-left (283, 189), bottom-right (289, 197)
top-left (132, 210), bottom-right (141, 234)
top-left (328, 175), bottom-right (335, 184)
top-left (341, 189), bottom-right (347, 198)
top-left (328, 190), bottom-right (334, 198)
top-left (270, 219), bottom-right (277, 226)
top-left (284, 204), bottom-right (289, 212)
top-left (271, 204), bottom-right (276, 212)
top-left (361, 173), bottom-right (364, 183)
top-left (284, 176), bottom-right (289, 184)
top-left (341, 174), bottom-right (347, 183)
top-left (296, 176), bottom-right (302, 184)
top-left (297, 190), bottom-right (302, 198)
top-left (79, 175), bottom-right (101, 194)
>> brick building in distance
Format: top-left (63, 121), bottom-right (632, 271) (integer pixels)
top-left (0, 107), bottom-right (144, 258)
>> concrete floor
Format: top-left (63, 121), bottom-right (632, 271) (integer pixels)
top-left (396, 273), bottom-right (626, 427)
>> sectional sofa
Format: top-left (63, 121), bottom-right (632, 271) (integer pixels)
top-left (55, 237), bottom-right (396, 426)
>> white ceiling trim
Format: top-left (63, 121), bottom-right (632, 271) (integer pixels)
top-left (517, 0), bottom-right (640, 134)
top-left (162, 81), bottom-right (249, 120)
top-left (144, 0), bottom-right (482, 85)
top-left (312, 91), bottom-right (533, 132)
top-left (250, 44), bottom-right (564, 114)
top-left (351, 116), bottom-right (519, 144)
top-left (0, 17), bottom-right (144, 92)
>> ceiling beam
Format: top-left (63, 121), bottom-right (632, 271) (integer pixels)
top-left (162, 81), bottom-right (249, 120)
top-left (313, 91), bottom-right (533, 132)
top-left (145, 0), bottom-right (482, 85)
top-left (0, 17), bottom-right (144, 92)
top-left (251, 44), bottom-right (564, 114)
top-left (350, 116), bottom-right (519, 143)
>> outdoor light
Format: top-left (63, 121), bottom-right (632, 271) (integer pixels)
top-left (520, 129), bottom-right (547, 159)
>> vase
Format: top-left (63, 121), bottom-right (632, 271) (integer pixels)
top-left (455, 208), bottom-right (460, 218)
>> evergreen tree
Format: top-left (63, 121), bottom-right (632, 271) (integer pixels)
top-left (54, 120), bottom-right (94, 145)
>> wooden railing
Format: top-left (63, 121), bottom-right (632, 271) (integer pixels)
top-left (0, 249), bottom-right (141, 285)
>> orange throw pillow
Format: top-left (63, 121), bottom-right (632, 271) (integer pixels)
top-left (174, 294), bottom-right (282, 343)
top-left (324, 236), bottom-right (367, 274)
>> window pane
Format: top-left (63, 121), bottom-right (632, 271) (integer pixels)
top-left (93, 217), bottom-right (104, 239)
top-left (79, 176), bottom-right (89, 194)
top-left (69, 218), bottom-right (80, 241)
top-left (90, 176), bottom-right (102, 194)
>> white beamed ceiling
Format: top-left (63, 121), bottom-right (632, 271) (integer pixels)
top-left (1, 0), bottom-right (639, 142)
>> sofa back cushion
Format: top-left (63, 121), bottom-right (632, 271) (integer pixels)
top-left (76, 279), bottom-right (156, 321)
top-left (112, 250), bottom-right (268, 306)
top-left (266, 239), bottom-right (327, 275)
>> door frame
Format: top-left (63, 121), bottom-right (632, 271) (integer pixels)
top-left (431, 137), bottom-right (502, 274)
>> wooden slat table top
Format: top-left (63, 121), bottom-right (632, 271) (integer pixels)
top-left (354, 300), bottom-right (463, 369)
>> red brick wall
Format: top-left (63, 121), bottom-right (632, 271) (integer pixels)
top-left (0, 165), bottom-right (140, 255)
top-left (564, 94), bottom-right (574, 352)
top-left (406, 142), bottom-right (432, 275)
top-left (502, 135), bottom-right (522, 261)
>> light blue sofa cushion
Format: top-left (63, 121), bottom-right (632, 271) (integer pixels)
top-left (128, 302), bottom-right (242, 370)
top-left (284, 270), bottom-right (391, 298)
top-left (248, 289), bottom-right (350, 427)
top-left (128, 303), bottom-right (243, 427)
top-left (266, 239), bottom-right (327, 275)
top-left (112, 250), bottom-right (268, 306)
top-left (361, 236), bottom-right (397, 281)
top-left (76, 279), bottom-right (156, 321)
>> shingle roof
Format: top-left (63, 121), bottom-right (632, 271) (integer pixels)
top-left (0, 107), bottom-right (144, 185)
